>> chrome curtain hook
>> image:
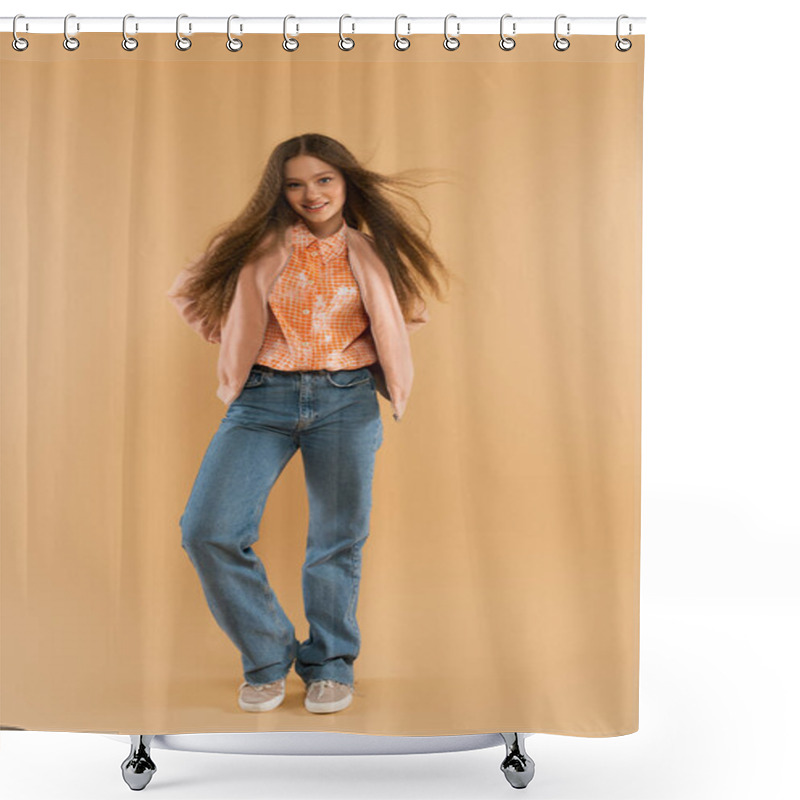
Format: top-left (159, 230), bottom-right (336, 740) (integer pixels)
top-left (339, 14), bottom-right (355, 50)
top-left (394, 14), bottom-right (410, 51)
top-left (443, 13), bottom-right (460, 51)
top-left (11, 14), bottom-right (29, 52)
top-left (499, 13), bottom-right (516, 50)
top-left (283, 15), bottom-right (299, 51)
top-left (227, 15), bottom-right (243, 52)
top-left (176, 13), bottom-right (191, 51)
top-left (122, 14), bottom-right (139, 51)
top-left (553, 14), bottom-right (570, 51)
top-left (615, 14), bottom-right (632, 51)
top-left (63, 13), bottom-right (80, 51)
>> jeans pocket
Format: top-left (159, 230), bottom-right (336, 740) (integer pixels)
top-left (325, 369), bottom-right (372, 389)
top-left (242, 369), bottom-right (265, 389)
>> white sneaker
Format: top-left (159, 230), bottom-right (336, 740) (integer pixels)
top-left (237, 678), bottom-right (286, 712)
top-left (304, 679), bottom-right (353, 714)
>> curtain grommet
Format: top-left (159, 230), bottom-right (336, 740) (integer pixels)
top-left (175, 14), bottom-right (191, 51)
top-left (283, 15), bottom-right (299, 51)
top-left (338, 14), bottom-right (355, 51)
top-left (63, 13), bottom-right (80, 51)
top-left (553, 14), bottom-right (570, 51)
top-left (394, 15), bottom-right (411, 51)
top-left (226, 15), bottom-right (244, 52)
top-left (443, 14), bottom-right (460, 51)
top-left (499, 14), bottom-right (516, 51)
top-left (11, 14), bottom-right (29, 52)
top-left (121, 14), bottom-right (139, 51)
top-left (615, 15), bottom-right (633, 51)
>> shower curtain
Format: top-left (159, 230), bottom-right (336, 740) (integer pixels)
top-left (0, 30), bottom-right (644, 737)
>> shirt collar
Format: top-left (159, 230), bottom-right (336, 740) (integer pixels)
top-left (290, 217), bottom-right (348, 262)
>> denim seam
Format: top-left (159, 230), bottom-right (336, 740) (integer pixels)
top-left (326, 374), bottom-right (371, 389)
top-left (347, 537), bottom-right (359, 630)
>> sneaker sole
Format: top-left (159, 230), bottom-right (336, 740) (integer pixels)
top-left (238, 695), bottom-right (285, 712)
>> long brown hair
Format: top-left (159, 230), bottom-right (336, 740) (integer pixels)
top-left (176, 133), bottom-right (451, 333)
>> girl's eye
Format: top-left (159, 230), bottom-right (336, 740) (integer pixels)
top-left (286, 176), bottom-right (333, 189)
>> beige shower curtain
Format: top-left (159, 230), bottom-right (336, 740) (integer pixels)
top-left (0, 32), bottom-right (644, 736)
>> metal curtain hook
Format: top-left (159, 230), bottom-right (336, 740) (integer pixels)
top-left (499, 14), bottom-right (516, 50)
top-left (122, 14), bottom-right (139, 51)
top-left (394, 14), bottom-right (411, 50)
top-left (63, 13), bottom-right (80, 51)
top-left (339, 14), bottom-right (355, 50)
top-left (176, 13), bottom-right (191, 50)
top-left (615, 14), bottom-right (632, 51)
top-left (12, 14), bottom-right (29, 51)
top-left (283, 15), bottom-right (299, 51)
top-left (553, 14), bottom-right (570, 51)
top-left (227, 15), bottom-right (243, 51)
top-left (443, 13), bottom-right (460, 51)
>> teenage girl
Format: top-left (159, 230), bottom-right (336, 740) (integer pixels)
top-left (168, 133), bottom-right (449, 714)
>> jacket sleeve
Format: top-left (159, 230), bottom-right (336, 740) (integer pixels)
top-left (405, 295), bottom-right (430, 335)
top-left (165, 256), bottom-right (222, 344)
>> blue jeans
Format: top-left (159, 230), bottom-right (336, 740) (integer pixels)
top-left (179, 364), bottom-right (383, 689)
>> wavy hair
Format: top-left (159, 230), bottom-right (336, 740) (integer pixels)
top-left (175, 133), bottom-right (451, 334)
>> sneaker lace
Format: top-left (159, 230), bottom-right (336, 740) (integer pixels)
top-left (240, 678), bottom-right (283, 691)
top-left (313, 679), bottom-right (344, 689)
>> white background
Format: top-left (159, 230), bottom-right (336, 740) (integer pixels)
top-left (2, 1), bottom-right (798, 798)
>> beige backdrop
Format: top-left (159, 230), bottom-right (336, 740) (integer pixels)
top-left (1, 33), bottom-right (644, 736)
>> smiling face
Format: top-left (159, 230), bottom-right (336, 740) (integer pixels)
top-left (283, 154), bottom-right (347, 238)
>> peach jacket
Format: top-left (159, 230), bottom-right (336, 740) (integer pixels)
top-left (166, 225), bottom-right (429, 422)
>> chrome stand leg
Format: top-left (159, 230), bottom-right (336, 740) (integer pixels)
top-left (499, 732), bottom-right (535, 789)
top-left (121, 735), bottom-right (157, 790)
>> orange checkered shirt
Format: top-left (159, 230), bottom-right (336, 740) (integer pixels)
top-left (254, 218), bottom-right (379, 371)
